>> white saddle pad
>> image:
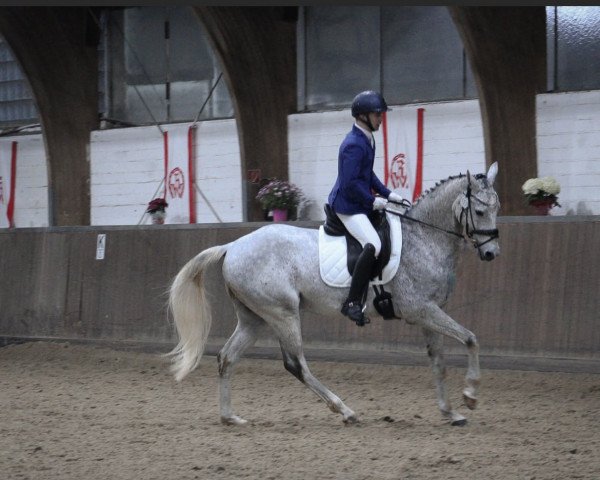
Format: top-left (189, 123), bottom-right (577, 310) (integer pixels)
top-left (318, 212), bottom-right (402, 288)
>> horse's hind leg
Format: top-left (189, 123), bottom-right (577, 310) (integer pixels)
top-left (423, 329), bottom-right (467, 426)
top-left (218, 298), bottom-right (265, 426)
top-left (271, 317), bottom-right (358, 424)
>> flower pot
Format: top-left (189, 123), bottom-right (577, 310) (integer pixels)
top-left (272, 209), bottom-right (288, 222)
top-left (532, 204), bottom-right (551, 215)
top-left (151, 217), bottom-right (165, 225)
top-left (149, 211), bottom-right (166, 224)
top-left (529, 198), bottom-right (554, 216)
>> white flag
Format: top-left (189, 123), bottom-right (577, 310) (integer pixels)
top-left (163, 123), bottom-right (196, 224)
top-left (383, 108), bottom-right (424, 202)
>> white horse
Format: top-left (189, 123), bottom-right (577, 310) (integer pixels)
top-left (167, 162), bottom-right (500, 426)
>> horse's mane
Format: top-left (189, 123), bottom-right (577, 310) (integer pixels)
top-left (411, 174), bottom-right (465, 208)
top-left (407, 172), bottom-right (488, 212)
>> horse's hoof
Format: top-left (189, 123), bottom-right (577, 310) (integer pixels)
top-left (451, 418), bottom-right (468, 427)
top-left (343, 414), bottom-right (359, 425)
top-left (221, 415), bottom-right (248, 426)
top-left (463, 392), bottom-right (478, 410)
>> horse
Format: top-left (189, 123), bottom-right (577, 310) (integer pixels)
top-left (166, 162), bottom-right (500, 426)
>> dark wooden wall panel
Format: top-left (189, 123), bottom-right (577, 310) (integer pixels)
top-left (1, 217), bottom-right (598, 362)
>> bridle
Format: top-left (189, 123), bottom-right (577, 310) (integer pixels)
top-left (459, 174), bottom-right (499, 249)
top-left (386, 174), bottom-right (499, 251)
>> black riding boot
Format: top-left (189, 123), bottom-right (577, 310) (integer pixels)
top-left (341, 243), bottom-right (376, 326)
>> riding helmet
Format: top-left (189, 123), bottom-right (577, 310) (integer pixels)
top-left (351, 90), bottom-right (390, 118)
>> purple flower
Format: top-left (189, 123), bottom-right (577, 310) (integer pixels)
top-left (256, 179), bottom-right (303, 210)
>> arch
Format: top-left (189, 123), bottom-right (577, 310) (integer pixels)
top-left (0, 7), bottom-right (100, 225)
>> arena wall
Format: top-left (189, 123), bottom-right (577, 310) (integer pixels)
top-left (1, 216), bottom-right (599, 364)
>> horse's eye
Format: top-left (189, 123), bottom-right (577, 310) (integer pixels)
top-left (475, 210), bottom-right (484, 217)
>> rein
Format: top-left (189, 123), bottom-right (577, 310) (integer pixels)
top-left (385, 175), bottom-right (499, 250)
top-left (386, 201), bottom-right (463, 240)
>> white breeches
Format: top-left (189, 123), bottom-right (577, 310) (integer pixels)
top-left (336, 213), bottom-right (381, 257)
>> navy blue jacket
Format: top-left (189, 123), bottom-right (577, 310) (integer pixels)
top-left (328, 125), bottom-right (391, 215)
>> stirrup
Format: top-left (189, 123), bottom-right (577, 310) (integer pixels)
top-left (372, 285), bottom-right (396, 320)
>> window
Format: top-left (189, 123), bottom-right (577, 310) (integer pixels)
top-left (304, 6), bottom-right (380, 110)
top-left (105, 6), bottom-right (233, 126)
top-left (547, 6), bottom-right (600, 92)
top-left (0, 37), bottom-right (38, 128)
top-left (300, 6), bottom-right (477, 111)
top-left (381, 6), bottom-right (476, 105)
top-left (1, 7), bottom-right (600, 129)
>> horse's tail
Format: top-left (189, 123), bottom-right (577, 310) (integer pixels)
top-left (166, 244), bottom-right (228, 381)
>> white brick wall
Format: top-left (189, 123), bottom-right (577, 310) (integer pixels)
top-left (537, 90), bottom-right (600, 215)
top-left (4, 90), bottom-right (600, 227)
top-left (91, 125), bottom-right (165, 225)
top-left (288, 110), bottom-right (355, 220)
top-left (192, 119), bottom-right (243, 224)
top-left (418, 100), bottom-right (485, 182)
top-left (90, 119), bottom-right (242, 225)
top-left (288, 100), bottom-right (486, 220)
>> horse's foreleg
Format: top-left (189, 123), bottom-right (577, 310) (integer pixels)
top-left (217, 300), bottom-right (265, 426)
top-left (416, 304), bottom-right (481, 414)
top-left (422, 329), bottom-right (467, 426)
top-left (462, 335), bottom-right (480, 410)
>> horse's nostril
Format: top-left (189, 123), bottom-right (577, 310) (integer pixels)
top-left (484, 251), bottom-right (495, 261)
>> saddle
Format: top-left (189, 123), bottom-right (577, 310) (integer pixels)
top-left (323, 203), bottom-right (392, 280)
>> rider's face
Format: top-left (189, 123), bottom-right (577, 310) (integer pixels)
top-left (367, 112), bottom-right (383, 131)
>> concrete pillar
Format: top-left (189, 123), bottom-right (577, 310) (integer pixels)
top-left (449, 7), bottom-right (546, 215)
top-left (193, 7), bottom-right (297, 221)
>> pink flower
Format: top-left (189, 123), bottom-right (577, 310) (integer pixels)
top-left (256, 179), bottom-right (303, 210)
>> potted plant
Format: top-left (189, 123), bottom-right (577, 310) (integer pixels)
top-left (521, 176), bottom-right (561, 215)
top-left (256, 179), bottom-right (303, 222)
top-left (146, 197), bottom-right (169, 224)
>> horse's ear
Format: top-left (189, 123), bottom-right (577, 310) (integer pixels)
top-left (487, 162), bottom-right (499, 186)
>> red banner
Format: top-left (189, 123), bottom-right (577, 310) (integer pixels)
top-left (0, 141), bottom-right (17, 228)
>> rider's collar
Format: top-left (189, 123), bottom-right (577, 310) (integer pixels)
top-left (354, 122), bottom-right (374, 147)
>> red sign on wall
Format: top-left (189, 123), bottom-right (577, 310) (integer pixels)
top-left (168, 167), bottom-right (185, 199)
top-left (389, 153), bottom-right (410, 190)
top-left (247, 169), bottom-right (261, 184)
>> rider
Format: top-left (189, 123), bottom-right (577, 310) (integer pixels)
top-left (327, 90), bottom-right (403, 326)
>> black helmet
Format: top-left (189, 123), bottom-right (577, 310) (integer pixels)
top-left (351, 90), bottom-right (390, 118)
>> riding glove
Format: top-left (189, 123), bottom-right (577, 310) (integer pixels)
top-left (388, 192), bottom-right (403, 203)
top-left (373, 197), bottom-right (388, 210)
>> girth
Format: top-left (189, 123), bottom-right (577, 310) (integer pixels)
top-left (323, 203), bottom-right (392, 279)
